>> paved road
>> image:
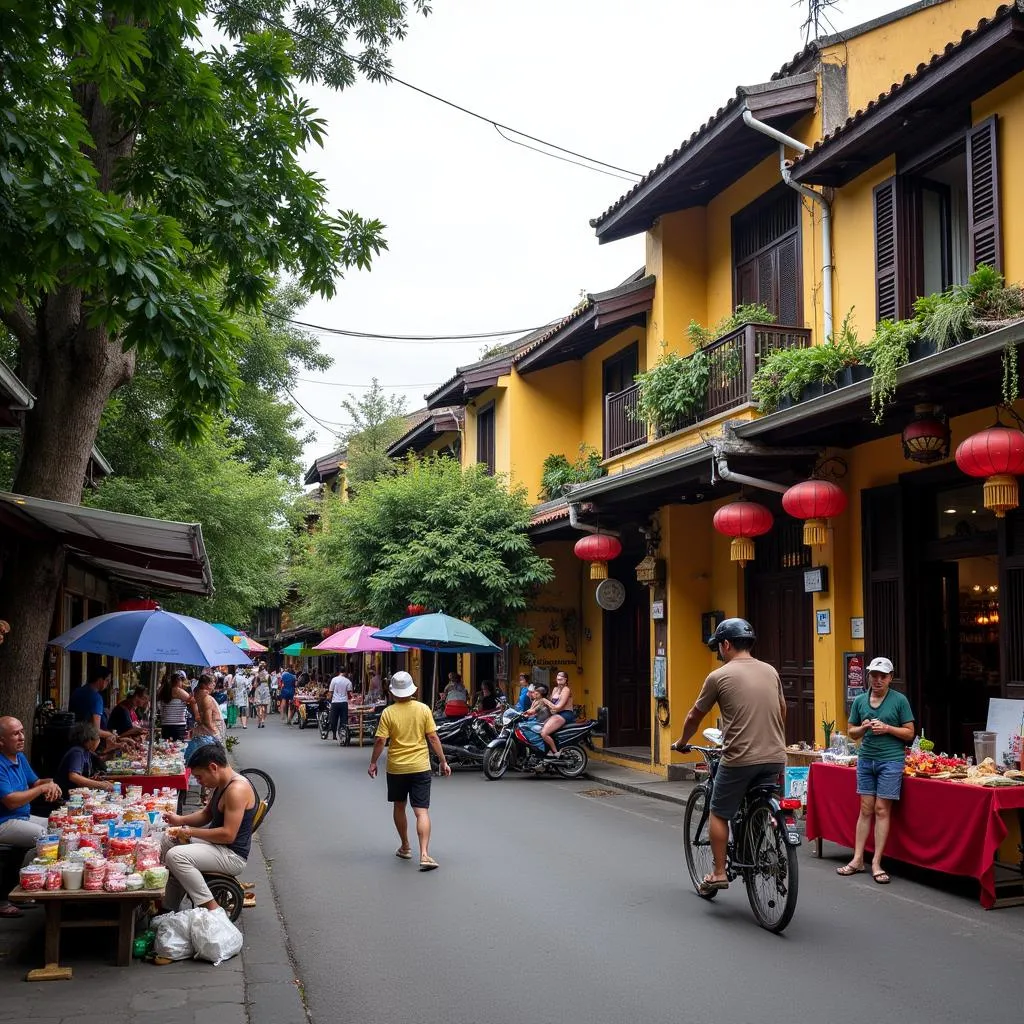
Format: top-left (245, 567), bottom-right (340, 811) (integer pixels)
top-left (248, 716), bottom-right (1024, 1024)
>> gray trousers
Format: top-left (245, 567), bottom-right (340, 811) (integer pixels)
top-left (0, 815), bottom-right (48, 900)
top-left (159, 832), bottom-right (246, 907)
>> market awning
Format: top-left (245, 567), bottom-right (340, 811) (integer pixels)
top-left (0, 492), bottom-right (213, 596)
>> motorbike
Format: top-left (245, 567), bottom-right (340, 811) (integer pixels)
top-left (430, 706), bottom-right (503, 771)
top-left (482, 708), bottom-right (593, 780)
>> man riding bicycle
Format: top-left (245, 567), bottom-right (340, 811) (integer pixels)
top-left (671, 617), bottom-right (786, 896)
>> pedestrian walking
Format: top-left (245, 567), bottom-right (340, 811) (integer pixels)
top-left (279, 668), bottom-right (296, 724)
top-left (367, 671), bottom-right (451, 870)
top-left (328, 669), bottom-right (352, 740)
top-left (233, 668), bottom-right (253, 729)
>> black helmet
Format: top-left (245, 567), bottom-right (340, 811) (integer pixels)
top-left (706, 617), bottom-right (756, 651)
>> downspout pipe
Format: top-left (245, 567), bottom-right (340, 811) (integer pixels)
top-left (712, 451), bottom-right (788, 495)
top-left (567, 501), bottom-right (620, 538)
top-left (741, 109), bottom-right (834, 343)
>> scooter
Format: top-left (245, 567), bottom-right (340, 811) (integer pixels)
top-left (431, 706), bottom-right (503, 771)
top-left (482, 708), bottom-right (594, 780)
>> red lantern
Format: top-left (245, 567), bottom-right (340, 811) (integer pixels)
top-left (713, 501), bottom-right (774, 566)
top-left (321, 627), bottom-right (331, 638)
top-left (782, 479), bottom-right (848, 547)
top-left (116, 598), bottom-right (160, 612)
top-left (955, 425), bottom-right (1024, 517)
top-left (407, 604), bottom-right (428, 616)
top-left (902, 406), bottom-right (950, 464)
top-left (574, 533), bottom-right (623, 581)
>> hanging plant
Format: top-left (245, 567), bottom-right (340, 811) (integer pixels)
top-left (631, 346), bottom-right (710, 434)
top-left (866, 318), bottom-right (920, 424)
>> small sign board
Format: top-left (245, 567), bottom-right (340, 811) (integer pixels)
top-left (651, 600), bottom-right (665, 620)
top-left (815, 609), bottom-right (831, 636)
top-left (844, 652), bottom-right (866, 714)
top-left (850, 616), bottom-right (865, 640)
top-left (804, 567), bottom-right (829, 594)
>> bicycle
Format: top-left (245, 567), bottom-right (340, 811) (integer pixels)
top-left (680, 731), bottom-right (801, 933)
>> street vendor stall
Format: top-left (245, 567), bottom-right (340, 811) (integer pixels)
top-left (292, 687), bottom-right (325, 729)
top-left (806, 760), bottom-right (1024, 908)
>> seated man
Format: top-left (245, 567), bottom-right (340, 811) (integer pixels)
top-left (0, 717), bottom-right (61, 917)
top-left (158, 743), bottom-right (256, 911)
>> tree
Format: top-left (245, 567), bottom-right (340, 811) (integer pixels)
top-left (85, 425), bottom-right (294, 626)
top-left (0, 1), bottom-right (426, 731)
top-left (295, 455), bottom-right (554, 644)
top-left (342, 378), bottom-right (409, 487)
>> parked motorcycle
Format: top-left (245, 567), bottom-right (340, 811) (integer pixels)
top-left (430, 707), bottom-right (502, 771)
top-left (482, 708), bottom-right (593, 780)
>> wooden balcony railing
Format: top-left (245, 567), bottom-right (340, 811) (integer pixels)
top-left (603, 323), bottom-right (812, 458)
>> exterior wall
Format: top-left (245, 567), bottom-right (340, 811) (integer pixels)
top-left (645, 208), bottom-right (707, 362)
top-left (580, 326), bottom-right (646, 451)
top-left (423, 429), bottom-right (461, 458)
top-left (464, 385), bottom-right (509, 477)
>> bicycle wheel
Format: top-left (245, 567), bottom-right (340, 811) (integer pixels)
top-left (743, 802), bottom-right (798, 933)
top-left (683, 787), bottom-right (717, 899)
top-left (318, 710), bottom-right (330, 739)
top-left (239, 767), bottom-right (276, 811)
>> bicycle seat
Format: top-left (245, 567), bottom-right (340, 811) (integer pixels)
top-left (748, 783), bottom-right (780, 800)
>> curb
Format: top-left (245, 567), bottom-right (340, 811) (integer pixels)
top-left (582, 770), bottom-right (691, 808)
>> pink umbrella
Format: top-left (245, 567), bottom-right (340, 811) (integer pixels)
top-left (314, 624), bottom-right (407, 653)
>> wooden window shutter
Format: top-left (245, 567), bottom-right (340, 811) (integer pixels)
top-left (862, 484), bottom-right (907, 692)
top-left (873, 178), bottom-right (901, 322)
top-left (967, 116), bottom-right (1001, 272)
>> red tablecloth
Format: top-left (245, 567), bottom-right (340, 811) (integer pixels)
top-left (805, 762), bottom-right (1024, 907)
top-left (103, 769), bottom-right (190, 794)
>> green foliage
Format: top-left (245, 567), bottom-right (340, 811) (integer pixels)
top-left (687, 303), bottom-right (776, 349)
top-left (912, 292), bottom-right (973, 351)
top-left (866, 318), bottom-right (921, 424)
top-left (632, 347), bottom-right (709, 434)
top-left (341, 379), bottom-right (408, 487)
top-left (538, 444), bottom-right (606, 502)
top-left (295, 454), bottom-right (554, 645)
top-left (84, 424), bottom-right (295, 626)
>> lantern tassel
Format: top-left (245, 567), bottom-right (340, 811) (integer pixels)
top-left (590, 561), bottom-right (609, 581)
top-left (730, 537), bottom-right (755, 566)
top-left (984, 474), bottom-right (1019, 518)
top-left (803, 518), bottom-right (828, 548)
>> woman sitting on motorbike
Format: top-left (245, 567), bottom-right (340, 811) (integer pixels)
top-left (442, 674), bottom-right (470, 718)
top-left (540, 671), bottom-right (575, 758)
top-left (520, 683), bottom-right (549, 746)
top-left (473, 680), bottom-right (499, 712)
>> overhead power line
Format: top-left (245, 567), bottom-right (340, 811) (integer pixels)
top-left (296, 377), bottom-right (441, 388)
top-left (275, 311), bottom-right (557, 343)
top-left (218, 0), bottom-right (642, 182)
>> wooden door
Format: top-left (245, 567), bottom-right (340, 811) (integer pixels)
top-left (603, 563), bottom-right (651, 748)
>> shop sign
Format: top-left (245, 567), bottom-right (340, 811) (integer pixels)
top-left (803, 567), bottom-right (829, 593)
top-left (816, 609), bottom-right (831, 635)
top-left (850, 617), bottom-right (865, 640)
top-left (651, 600), bottom-right (665, 620)
top-left (652, 656), bottom-right (666, 698)
top-left (844, 652), bottom-right (865, 714)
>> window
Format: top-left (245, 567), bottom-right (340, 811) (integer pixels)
top-left (602, 343), bottom-right (638, 398)
top-left (732, 189), bottom-right (801, 326)
top-left (476, 403), bottom-right (495, 475)
top-left (875, 117), bottom-right (1001, 321)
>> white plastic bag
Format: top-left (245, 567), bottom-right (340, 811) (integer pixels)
top-left (191, 906), bottom-right (243, 965)
top-left (154, 910), bottom-right (196, 960)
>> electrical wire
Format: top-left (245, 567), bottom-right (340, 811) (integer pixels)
top-left (216, 0), bottom-right (642, 182)
top-left (271, 310), bottom-right (557, 343)
top-left (286, 388), bottom-right (348, 439)
top-left (295, 377), bottom-right (441, 388)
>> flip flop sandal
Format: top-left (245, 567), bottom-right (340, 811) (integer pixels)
top-left (698, 877), bottom-right (729, 895)
top-left (243, 892), bottom-right (257, 908)
top-left (240, 881), bottom-right (255, 890)
top-left (872, 871), bottom-right (891, 884)
top-left (836, 864), bottom-right (864, 876)
top-left (419, 856), bottom-right (439, 872)
top-left (0, 905), bottom-right (24, 918)
top-left (395, 848), bottom-right (412, 860)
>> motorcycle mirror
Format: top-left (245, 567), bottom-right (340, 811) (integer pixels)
top-left (702, 727), bottom-right (724, 747)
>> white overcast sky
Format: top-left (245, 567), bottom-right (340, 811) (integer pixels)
top-left (290, 0), bottom-right (904, 463)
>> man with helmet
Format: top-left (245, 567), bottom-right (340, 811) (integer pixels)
top-left (671, 617), bottom-right (786, 895)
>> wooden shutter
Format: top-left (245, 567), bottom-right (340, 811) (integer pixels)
top-left (476, 403), bottom-right (495, 476)
top-left (862, 484), bottom-right (907, 692)
top-left (873, 178), bottom-right (901, 322)
top-left (967, 116), bottom-right (1001, 272)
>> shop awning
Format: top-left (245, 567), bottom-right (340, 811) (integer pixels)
top-left (0, 492), bottom-right (213, 596)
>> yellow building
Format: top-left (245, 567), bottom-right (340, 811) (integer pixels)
top-left (423, 0), bottom-right (1024, 774)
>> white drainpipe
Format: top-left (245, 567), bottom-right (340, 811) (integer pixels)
top-left (713, 452), bottom-right (789, 495)
top-left (567, 501), bottom-right (620, 538)
top-left (741, 109), bottom-right (834, 343)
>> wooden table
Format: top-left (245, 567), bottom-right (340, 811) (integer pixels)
top-left (350, 704), bottom-right (384, 747)
top-left (8, 885), bottom-right (165, 980)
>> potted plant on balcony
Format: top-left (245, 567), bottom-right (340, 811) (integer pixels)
top-left (632, 346), bottom-right (710, 436)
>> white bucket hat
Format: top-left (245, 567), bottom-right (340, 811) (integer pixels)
top-left (389, 671), bottom-right (417, 698)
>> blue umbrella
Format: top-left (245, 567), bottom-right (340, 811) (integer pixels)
top-left (50, 610), bottom-right (253, 667)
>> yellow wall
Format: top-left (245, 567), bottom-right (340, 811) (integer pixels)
top-left (646, 208), bottom-right (708, 361)
top-left (579, 327), bottom-right (646, 449)
top-left (464, 385), bottom-right (509, 477)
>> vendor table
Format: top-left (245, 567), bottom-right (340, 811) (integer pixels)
top-left (9, 884), bottom-right (165, 980)
top-left (103, 769), bottom-right (191, 813)
top-left (292, 695), bottom-right (324, 729)
top-left (805, 762), bottom-right (1024, 908)
top-left (350, 704), bottom-right (384, 747)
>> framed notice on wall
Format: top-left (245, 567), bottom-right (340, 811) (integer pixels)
top-left (844, 652), bottom-right (866, 715)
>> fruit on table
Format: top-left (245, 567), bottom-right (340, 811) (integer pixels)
top-left (919, 739), bottom-right (935, 752)
top-left (904, 752), bottom-right (967, 775)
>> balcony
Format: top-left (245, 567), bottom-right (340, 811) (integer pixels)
top-left (603, 323), bottom-right (812, 459)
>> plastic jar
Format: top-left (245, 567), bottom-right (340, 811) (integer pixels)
top-left (62, 862), bottom-right (84, 891)
top-left (19, 865), bottom-right (46, 892)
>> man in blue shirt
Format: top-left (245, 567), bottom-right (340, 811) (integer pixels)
top-left (0, 717), bottom-right (62, 917)
top-left (69, 666), bottom-right (111, 729)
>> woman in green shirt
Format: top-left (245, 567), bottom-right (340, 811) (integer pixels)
top-left (836, 657), bottom-right (915, 885)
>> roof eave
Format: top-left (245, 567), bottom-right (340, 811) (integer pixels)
top-left (0, 358), bottom-right (34, 411)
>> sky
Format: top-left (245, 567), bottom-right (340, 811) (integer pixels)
top-left (289, 0), bottom-right (908, 465)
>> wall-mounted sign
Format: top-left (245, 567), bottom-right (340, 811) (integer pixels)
top-left (652, 655), bottom-right (667, 698)
top-left (701, 610), bottom-right (725, 644)
top-left (651, 600), bottom-right (665, 620)
top-left (816, 609), bottom-right (831, 636)
top-left (804, 567), bottom-right (829, 593)
top-left (595, 578), bottom-right (626, 611)
top-left (844, 652), bottom-right (866, 714)
top-left (850, 617), bottom-right (865, 640)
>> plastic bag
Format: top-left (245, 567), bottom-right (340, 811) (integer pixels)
top-left (191, 906), bottom-right (243, 966)
top-left (154, 910), bottom-right (196, 961)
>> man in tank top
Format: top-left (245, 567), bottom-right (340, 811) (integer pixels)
top-left (159, 743), bottom-right (257, 911)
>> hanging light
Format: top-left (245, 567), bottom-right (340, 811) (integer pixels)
top-left (782, 479), bottom-right (848, 547)
top-left (116, 598), bottom-right (160, 611)
top-left (902, 405), bottom-right (950, 464)
top-left (574, 533), bottom-right (623, 580)
top-left (955, 424), bottom-right (1024, 517)
top-left (406, 604), bottom-right (428, 616)
top-left (712, 501), bottom-right (774, 566)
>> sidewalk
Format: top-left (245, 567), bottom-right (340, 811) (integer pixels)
top-left (0, 831), bottom-right (304, 1024)
top-left (584, 759), bottom-right (695, 807)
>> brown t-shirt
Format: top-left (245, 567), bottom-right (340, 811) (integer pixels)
top-left (694, 657), bottom-right (786, 766)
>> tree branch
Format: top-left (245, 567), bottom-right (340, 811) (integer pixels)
top-left (0, 301), bottom-right (37, 350)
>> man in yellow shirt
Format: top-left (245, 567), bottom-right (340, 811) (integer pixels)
top-left (368, 671), bottom-right (451, 871)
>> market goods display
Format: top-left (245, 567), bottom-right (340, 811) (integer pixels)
top-left (102, 741), bottom-right (185, 777)
top-left (904, 752), bottom-right (968, 778)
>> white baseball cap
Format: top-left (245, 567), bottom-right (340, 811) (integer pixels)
top-left (867, 657), bottom-right (894, 675)
top-left (389, 671), bottom-right (417, 697)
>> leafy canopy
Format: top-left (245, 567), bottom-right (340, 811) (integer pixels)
top-left (341, 378), bottom-right (409, 487)
top-left (296, 455), bottom-right (554, 645)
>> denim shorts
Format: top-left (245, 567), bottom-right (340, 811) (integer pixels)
top-left (856, 757), bottom-right (904, 800)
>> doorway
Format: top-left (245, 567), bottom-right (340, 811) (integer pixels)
top-left (603, 548), bottom-right (651, 751)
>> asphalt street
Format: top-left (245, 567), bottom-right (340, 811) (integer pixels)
top-left (248, 715), bottom-right (1024, 1024)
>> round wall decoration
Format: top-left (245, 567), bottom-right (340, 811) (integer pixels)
top-left (595, 578), bottom-right (626, 611)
